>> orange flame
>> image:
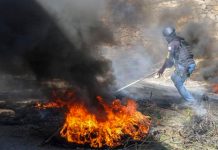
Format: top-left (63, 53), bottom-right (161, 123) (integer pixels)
top-left (36, 90), bottom-right (151, 148)
top-left (212, 84), bottom-right (218, 93)
top-left (35, 101), bottom-right (64, 109)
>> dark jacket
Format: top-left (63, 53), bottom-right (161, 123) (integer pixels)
top-left (164, 36), bottom-right (195, 69)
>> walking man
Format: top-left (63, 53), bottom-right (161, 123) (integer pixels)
top-left (157, 27), bottom-right (196, 104)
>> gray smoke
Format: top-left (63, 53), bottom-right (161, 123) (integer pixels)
top-left (107, 0), bottom-right (149, 27)
top-left (103, 44), bottom-right (154, 88)
top-left (102, 0), bottom-right (162, 88)
top-left (158, 6), bottom-right (192, 27)
top-left (104, 0), bottom-right (218, 92)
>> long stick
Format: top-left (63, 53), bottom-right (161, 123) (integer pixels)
top-left (116, 70), bottom-right (157, 93)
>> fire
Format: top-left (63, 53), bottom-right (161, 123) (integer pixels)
top-left (36, 90), bottom-right (151, 148)
top-left (35, 90), bottom-right (76, 109)
top-left (35, 101), bottom-right (64, 109)
top-left (212, 84), bottom-right (218, 93)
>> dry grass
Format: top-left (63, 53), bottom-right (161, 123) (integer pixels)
top-left (135, 100), bottom-right (218, 150)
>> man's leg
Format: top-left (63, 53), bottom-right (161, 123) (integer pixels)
top-left (171, 72), bottom-right (195, 102)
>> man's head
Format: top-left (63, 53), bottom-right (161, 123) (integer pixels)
top-left (162, 27), bottom-right (176, 43)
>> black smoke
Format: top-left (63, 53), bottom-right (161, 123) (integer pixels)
top-left (181, 22), bottom-right (218, 83)
top-left (0, 0), bottom-right (115, 104)
top-left (181, 22), bottom-right (216, 58)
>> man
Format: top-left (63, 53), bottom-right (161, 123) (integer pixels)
top-left (157, 27), bottom-right (196, 104)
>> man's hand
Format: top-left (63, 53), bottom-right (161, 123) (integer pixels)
top-left (157, 68), bottom-right (164, 77)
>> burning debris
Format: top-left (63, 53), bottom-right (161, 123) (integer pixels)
top-left (36, 90), bottom-right (151, 148)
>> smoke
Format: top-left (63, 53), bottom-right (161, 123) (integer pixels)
top-left (104, 0), bottom-right (218, 92)
top-left (158, 3), bottom-right (218, 83)
top-left (181, 22), bottom-right (217, 58)
top-left (158, 6), bottom-right (192, 27)
top-left (200, 61), bottom-right (218, 83)
top-left (181, 22), bottom-right (218, 83)
top-left (103, 1), bottom-right (205, 89)
top-left (103, 44), bottom-right (153, 88)
top-left (107, 0), bottom-right (149, 27)
top-left (1, 0), bottom-right (218, 107)
top-left (0, 0), bottom-right (116, 106)
top-left (155, 1), bottom-right (218, 84)
top-left (102, 0), bottom-right (162, 88)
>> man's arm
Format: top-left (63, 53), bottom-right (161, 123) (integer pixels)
top-left (157, 40), bottom-right (180, 77)
top-left (157, 51), bottom-right (174, 76)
